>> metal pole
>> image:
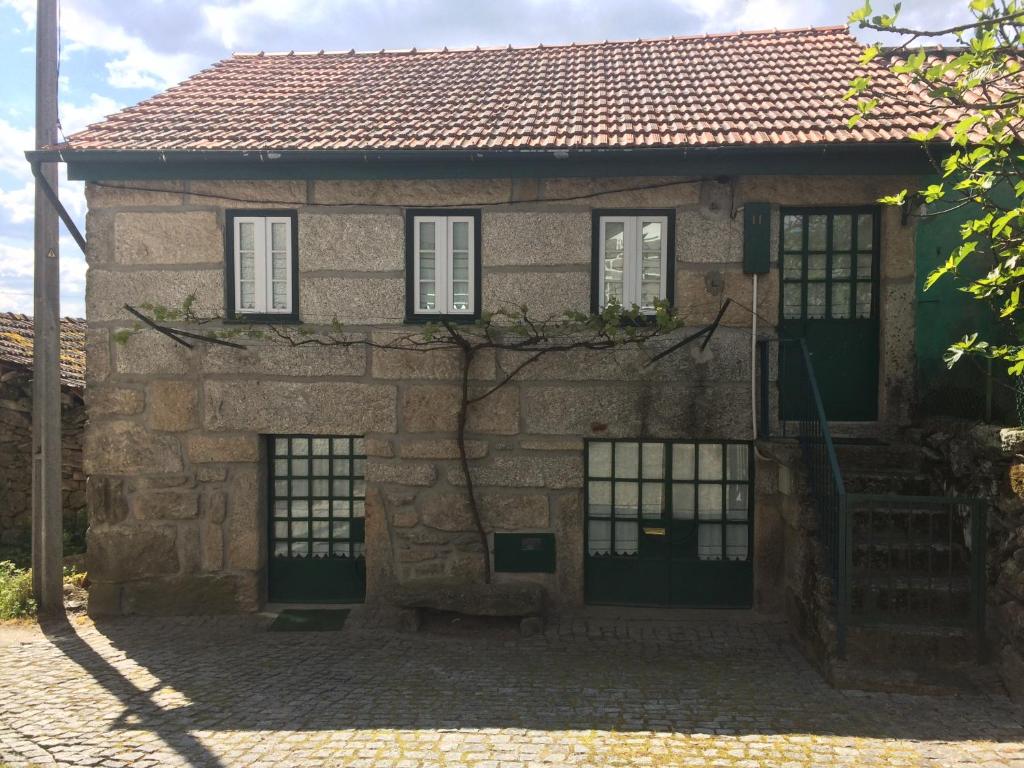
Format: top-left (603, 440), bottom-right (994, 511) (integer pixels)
top-left (32, 0), bottom-right (63, 612)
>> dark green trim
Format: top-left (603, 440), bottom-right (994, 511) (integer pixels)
top-left (590, 209), bottom-right (676, 315)
top-left (404, 208), bottom-right (483, 323)
top-left (47, 143), bottom-right (944, 182)
top-left (224, 209), bottom-right (300, 324)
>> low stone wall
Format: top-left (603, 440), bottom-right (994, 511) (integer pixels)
top-left (0, 362), bottom-right (86, 556)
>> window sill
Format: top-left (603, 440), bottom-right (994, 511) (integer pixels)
top-left (224, 313), bottom-right (302, 325)
top-left (404, 313), bottom-right (480, 325)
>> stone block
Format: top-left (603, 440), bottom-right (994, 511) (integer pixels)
top-left (88, 268), bottom-right (223, 323)
top-left (202, 341), bottom-right (367, 377)
top-left (365, 437), bottom-right (394, 458)
top-left (314, 178), bottom-right (508, 206)
top-left (85, 180), bottom-right (184, 208)
top-left (482, 212), bottom-right (590, 266)
top-left (363, 485), bottom-right (395, 599)
top-left (227, 467), bottom-right (261, 571)
top-left (677, 207), bottom-right (743, 264)
top-left (204, 380), bottom-right (397, 433)
top-left (202, 489), bottom-right (228, 523)
top-left (201, 521), bottom-right (224, 571)
top-left (131, 489), bottom-right (199, 520)
top-left (114, 330), bottom-right (196, 376)
top-left (540, 176), bottom-right (700, 207)
top-left (86, 476), bottom-right (129, 525)
top-left (187, 434), bottom-right (259, 463)
top-left (371, 341), bottom-right (494, 380)
top-left (518, 436), bottom-right (584, 451)
top-left (86, 525), bottom-right (178, 581)
top-left (418, 493), bottom-right (472, 531)
top-left (114, 211), bottom-right (222, 265)
top-left (298, 212), bottom-right (403, 271)
top-left (398, 438), bottom-right (488, 460)
top-left (188, 180), bottom-right (306, 206)
top-left (84, 420), bottom-right (183, 475)
top-left (449, 454), bottom-right (583, 489)
top-left (85, 328), bottom-right (110, 384)
top-left (402, 384), bottom-right (518, 434)
top-left (480, 493), bottom-right (549, 530)
top-left (522, 384), bottom-right (642, 436)
top-left (196, 466), bottom-right (227, 482)
top-left (482, 270), bottom-right (589, 318)
top-left (300, 276), bottom-right (404, 324)
top-left (177, 522), bottom-right (202, 574)
top-left (86, 582), bottom-right (122, 617)
top-left (85, 209), bottom-right (114, 266)
top-left (87, 386), bottom-right (145, 416)
top-left (553, 493), bottom-right (585, 609)
top-left (121, 574), bottom-right (247, 615)
top-left (146, 380), bottom-right (197, 432)
top-left (499, 346), bottom-right (648, 382)
top-left (366, 460), bottom-right (437, 487)
top-left (388, 579), bottom-right (545, 616)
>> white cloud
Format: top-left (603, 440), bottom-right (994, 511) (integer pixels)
top-left (201, 0), bottom-right (332, 50)
top-left (0, 238), bottom-right (87, 317)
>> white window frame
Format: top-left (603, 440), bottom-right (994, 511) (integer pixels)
top-left (412, 215), bottom-right (475, 316)
top-left (597, 215), bottom-right (669, 312)
top-left (233, 215), bottom-right (294, 315)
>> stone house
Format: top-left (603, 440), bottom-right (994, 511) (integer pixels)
top-left (42, 25), bottom-right (959, 640)
top-left (0, 312), bottom-right (87, 558)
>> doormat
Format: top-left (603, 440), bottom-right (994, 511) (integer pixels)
top-left (268, 609), bottom-right (350, 632)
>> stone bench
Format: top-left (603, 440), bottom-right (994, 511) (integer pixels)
top-left (387, 579), bottom-right (546, 636)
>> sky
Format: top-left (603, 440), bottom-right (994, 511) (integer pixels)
top-left (0, 0), bottom-right (970, 318)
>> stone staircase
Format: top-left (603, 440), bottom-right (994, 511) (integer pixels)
top-left (822, 440), bottom-right (1001, 695)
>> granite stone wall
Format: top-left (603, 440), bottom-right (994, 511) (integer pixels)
top-left (82, 174), bottom-right (919, 615)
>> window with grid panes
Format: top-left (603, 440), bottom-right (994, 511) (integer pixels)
top-left (406, 209), bottom-right (480, 319)
top-left (780, 210), bottom-right (876, 321)
top-left (594, 212), bottom-right (673, 313)
top-left (270, 436), bottom-right (365, 560)
top-left (226, 210), bottom-right (297, 321)
top-left (586, 440), bottom-right (751, 562)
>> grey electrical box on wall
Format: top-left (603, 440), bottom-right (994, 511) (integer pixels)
top-left (743, 202), bottom-right (771, 274)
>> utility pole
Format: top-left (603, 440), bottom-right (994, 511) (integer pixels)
top-left (32, 0), bottom-right (63, 612)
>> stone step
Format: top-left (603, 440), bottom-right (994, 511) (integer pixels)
top-left (828, 658), bottom-right (1004, 696)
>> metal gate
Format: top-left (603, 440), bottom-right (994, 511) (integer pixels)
top-left (268, 435), bottom-right (366, 603)
top-left (584, 439), bottom-right (753, 607)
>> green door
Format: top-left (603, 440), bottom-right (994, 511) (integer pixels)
top-left (584, 440), bottom-right (753, 608)
top-left (779, 209), bottom-right (880, 421)
top-left (268, 435), bottom-right (366, 603)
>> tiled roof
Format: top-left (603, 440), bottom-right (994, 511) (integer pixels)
top-left (61, 26), bottom-right (935, 152)
top-left (0, 313), bottom-right (86, 389)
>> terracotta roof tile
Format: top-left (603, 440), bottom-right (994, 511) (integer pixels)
top-left (61, 26), bottom-right (937, 153)
top-left (0, 313), bottom-right (86, 388)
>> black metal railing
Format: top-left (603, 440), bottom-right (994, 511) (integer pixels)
top-left (758, 337), bottom-right (988, 660)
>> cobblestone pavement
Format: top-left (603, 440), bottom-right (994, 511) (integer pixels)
top-left (1, 610), bottom-right (1023, 768)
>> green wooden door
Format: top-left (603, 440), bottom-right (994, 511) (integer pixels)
top-left (268, 435), bottom-right (366, 603)
top-left (584, 440), bottom-right (753, 608)
top-left (779, 209), bottom-right (880, 422)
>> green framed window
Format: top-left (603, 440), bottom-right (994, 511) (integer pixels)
top-left (780, 210), bottom-right (877, 321)
top-left (270, 436), bottom-right (366, 560)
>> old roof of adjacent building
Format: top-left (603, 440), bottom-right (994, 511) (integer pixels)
top-left (60, 26), bottom-right (935, 153)
top-left (0, 313), bottom-right (86, 388)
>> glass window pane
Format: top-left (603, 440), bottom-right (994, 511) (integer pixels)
top-left (726, 444), bottom-right (749, 481)
top-left (273, 500), bottom-right (288, 517)
top-left (239, 252), bottom-right (255, 281)
top-left (698, 484), bottom-right (723, 520)
top-left (832, 253), bottom-right (851, 279)
top-left (312, 437), bottom-right (330, 455)
top-left (589, 442), bottom-right (612, 477)
top-left (856, 282), bottom-right (873, 318)
top-left (333, 438), bottom-right (351, 455)
top-left (452, 221), bottom-right (469, 251)
top-left (640, 280), bottom-right (662, 312)
top-left (807, 283), bottom-right (826, 319)
top-left (807, 253), bottom-right (826, 280)
top-left (292, 521), bottom-right (308, 539)
top-left (274, 521), bottom-right (288, 540)
top-left (614, 482), bottom-right (639, 517)
top-left (783, 253), bottom-right (803, 280)
top-left (291, 438), bottom-right (309, 456)
top-left (312, 458), bottom-right (329, 476)
top-left (783, 215), bottom-right (803, 251)
top-left (332, 521), bottom-right (351, 539)
top-left (332, 458), bottom-right (350, 475)
top-left (857, 253), bottom-right (873, 279)
top-left (311, 499), bottom-right (329, 516)
top-left (588, 481), bottom-right (612, 517)
top-left (274, 541), bottom-right (288, 557)
top-left (672, 443), bottom-right (695, 480)
top-left (273, 438), bottom-right (288, 456)
top-left (726, 484), bottom-right (749, 520)
top-left (698, 444), bottom-right (723, 480)
top-left (857, 214), bottom-right (874, 250)
top-left (604, 220), bottom-right (625, 252)
top-left (603, 221), bottom-right (625, 305)
top-left (614, 521), bottom-right (638, 555)
top-left (291, 458), bottom-right (308, 477)
top-left (831, 283), bottom-right (852, 319)
top-left (333, 479), bottom-right (350, 497)
top-left (698, 525), bottom-right (723, 561)
top-left (351, 499), bottom-right (365, 518)
top-left (271, 222), bottom-right (287, 252)
top-left (614, 442), bottom-right (639, 478)
top-left (290, 500), bottom-right (308, 518)
top-left (672, 483), bottom-right (695, 519)
top-left (833, 215), bottom-right (852, 251)
top-left (239, 222), bottom-right (254, 251)
top-left (312, 479), bottom-right (329, 497)
top-left (726, 525), bottom-right (749, 561)
top-left (274, 458), bottom-right (288, 477)
top-left (312, 541), bottom-right (329, 557)
top-left (291, 479), bottom-right (308, 497)
top-left (418, 220), bottom-right (435, 250)
top-left (641, 221), bottom-right (662, 253)
top-left (588, 519), bottom-right (611, 555)
top-left (274, 479), bottom-right (288, 496)
top-left (783, 283), bottom-right (802, 320)
top-left (641, 482), bottom-right (663, 518)
top-left (291, 541), bottom-right (309, 557)
top-left (808, 215), bottom-right (827, 251)
top-left (641, 443), bottom-right (664, 479)
top-left (332, 541), bottom-right (350, 557)
top-left (352, 437), bottom-right (365, 456)
top-left (312, 521), bottom-right (329, 539)
top-left (352, 458), bottom-right (366, 477)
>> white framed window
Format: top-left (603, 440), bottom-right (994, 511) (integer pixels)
top-left (595, 213), bottom-right (671, 313)
top-left (409, 212), bottom-right (478, 317)
top-left (230, 213), bottom-right (295, 316)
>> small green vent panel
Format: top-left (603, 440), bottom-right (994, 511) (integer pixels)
top-left (743, 202), bottom-right (771, 274)
top-left (494, 533), bottom-right (556, 573)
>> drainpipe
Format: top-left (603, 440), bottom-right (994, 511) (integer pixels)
top-left (751, 273), bottom-right (758, 441)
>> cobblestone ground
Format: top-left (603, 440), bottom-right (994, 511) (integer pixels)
top-left (1, 611), bottom-right (1023, 768)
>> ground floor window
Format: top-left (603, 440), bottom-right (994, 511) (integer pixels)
top-left (268, 435), bottom-right (366, 603)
